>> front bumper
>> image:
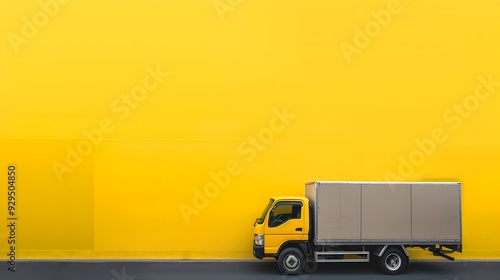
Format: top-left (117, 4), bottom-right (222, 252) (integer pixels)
top-left (253, 244), bottom-right (264, 259)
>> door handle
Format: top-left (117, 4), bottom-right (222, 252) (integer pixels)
top-left (295, 228), bottom-right (302, 232)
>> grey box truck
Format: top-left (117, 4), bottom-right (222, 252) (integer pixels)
top-left (252, 181), bottom-right (462, 275)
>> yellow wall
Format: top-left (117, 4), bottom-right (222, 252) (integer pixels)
top-left (1, 0), bottom-right (499, 259)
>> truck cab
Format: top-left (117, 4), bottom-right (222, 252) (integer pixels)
top-left (253, 196), bottom-right (310, 273)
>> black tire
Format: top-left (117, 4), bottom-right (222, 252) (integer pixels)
top-left (378, 247), bottom-right (408, 275)
top-left (277, 247), bottom-right (306, 275)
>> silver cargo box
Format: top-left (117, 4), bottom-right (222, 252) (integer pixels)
top-left (305, 181), bottom-right (462, 245)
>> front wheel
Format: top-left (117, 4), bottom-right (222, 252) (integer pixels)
top-left (277, 247), bottom-right (306, 275)
top-left (378, 247), bottom-right (408, 275)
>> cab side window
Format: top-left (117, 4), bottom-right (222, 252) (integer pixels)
top-left (268, 202), bottom-right (302, 228)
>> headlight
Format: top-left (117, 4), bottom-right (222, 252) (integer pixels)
top-left (254, 234), bottom-right (264, 246)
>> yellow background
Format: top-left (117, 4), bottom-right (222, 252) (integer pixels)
top-left (1, 0), bottom-right (499, 259)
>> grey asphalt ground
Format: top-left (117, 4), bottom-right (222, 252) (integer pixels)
top-left (1, 261), bottom-right (499, 280)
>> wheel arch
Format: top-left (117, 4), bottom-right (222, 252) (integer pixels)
top-left (373, 245), bottom-right (409, 258)
top-left (277, 241), bottom-right (310, 259)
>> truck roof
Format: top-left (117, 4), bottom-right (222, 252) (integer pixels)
top-left (307, 181), bottom-right (461, 185)
top-left (270, 196), bottom-right (308, 201)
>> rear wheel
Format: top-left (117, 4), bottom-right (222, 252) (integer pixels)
top-left (378, 247), bottom-right (408, 275)
top-left (277, 247), bottom-right (306, 275)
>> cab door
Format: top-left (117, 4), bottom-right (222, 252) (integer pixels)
top-left (264, 201), bottom-right (305, 255)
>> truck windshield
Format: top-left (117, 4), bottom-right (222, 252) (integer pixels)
top-left (256, 199), bottom-right (274, 225)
